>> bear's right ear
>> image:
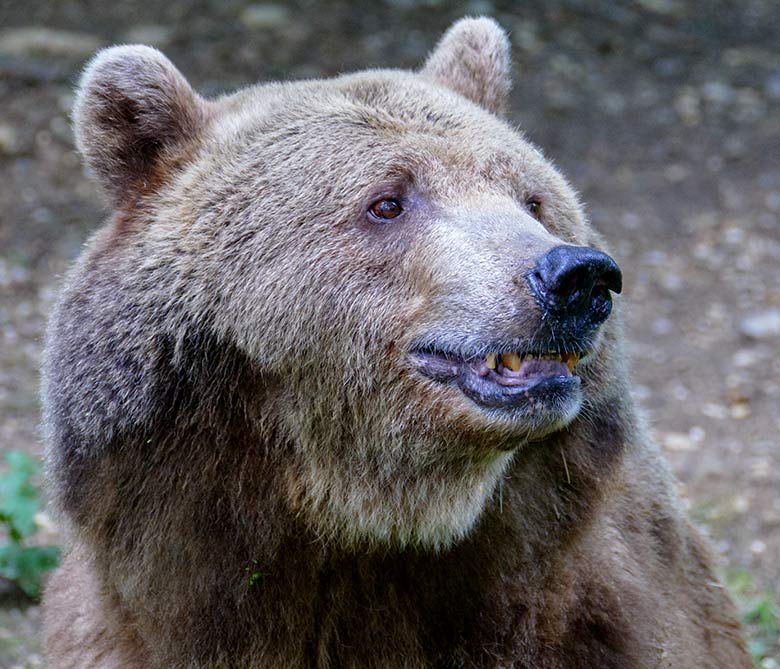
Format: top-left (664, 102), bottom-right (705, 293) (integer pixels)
top-left (73, 45), bottom-right (206, 206)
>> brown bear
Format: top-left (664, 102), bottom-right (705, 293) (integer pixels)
top-left (42, 17), bottom-right (750, 669)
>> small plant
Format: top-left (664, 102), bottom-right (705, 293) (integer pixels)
top-left (244, 559), bottom-right (268, 589)
top-left (728, 569), bottom-right (780, 667)
top-left (0, 450), bottom-right (60, 598)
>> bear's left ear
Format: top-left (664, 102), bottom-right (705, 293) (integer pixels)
top-left (73, 45), bottom-right (207, 206)
top-left (420, 17), bottom-right (511, 115)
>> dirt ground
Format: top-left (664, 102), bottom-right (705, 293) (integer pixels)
top-left (1, 0), bottom-right (778, 666)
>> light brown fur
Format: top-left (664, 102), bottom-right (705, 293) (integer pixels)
top-left (42, 18), bottom-right (750, 668)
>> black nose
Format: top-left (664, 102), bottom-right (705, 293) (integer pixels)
top-left (527, 245), bottom-right (622, 327)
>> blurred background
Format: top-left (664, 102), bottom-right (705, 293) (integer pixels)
top-left (0, 0), bottom-right (778, 666)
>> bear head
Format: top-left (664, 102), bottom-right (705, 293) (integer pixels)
top-left (65, 17), bottom-right (623, 551)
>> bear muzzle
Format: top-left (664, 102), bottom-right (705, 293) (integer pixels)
top-left (407, 244), bottom-right (621, 417)
top-left (526, 244), bottom-right (623, 335)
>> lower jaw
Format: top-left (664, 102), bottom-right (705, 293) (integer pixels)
top-left (459, 374), bottom-right (581, 409)
top-left (450, 374), bottom-right (585, 442)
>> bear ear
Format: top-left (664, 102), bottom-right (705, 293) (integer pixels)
top-left (420, 17), bottom-right (511, 115)
top-left (73, 45), bottom-right (206, 206)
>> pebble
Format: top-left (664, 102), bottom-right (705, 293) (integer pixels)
top-left (549, 54), bottom-right (583, 80)
top-left (765, 191), bottom-right (780, 213)
top-left (739, 309), bottom-right (780, 339)
top-left (661, 431), bottom-right (697, 452)
top-left (664, 164), bottom-right (688, 183)
top-left (700, 81), bottom-right (734, 105)
top-left (0, 260), bottom-right (30, 287)
top-left (49, 116), bottom-right (72, 145)
top-left (729, 401), bottom-right (752, 420)
top-left (673, 88), bottom-right (700, 126)
top-left (0, 27), bottom-right (102, 59)
top-left (602, 92), bottom-right (626, 115)
top-left (683, 211), bottom-right (718, 232)
top-left (652, 318), bottom-right (671, 335)
top-left (688, 426), bottom-right (705, 443)
top-left (512, 20), bottom-right (541, 54)
top-left (465, 0), bottom-right (495, 14)
top-left (732, 348), bottom-right (763, 368)
top-left (32, 207), bottom-right (54, 225)
top-left (750, 458), bottom-right (771, 480)
top-left (0, 123), bottom-right (20, 156)
top-left (733, 496), bottom-right (750, 513)
top-left (240, 4), bottom-right (292, 30)
top-left (636, 0), bottom-right (684, 16)
top-left (121, 25), bottom-right (173, 49)
top-left (723, 135), bottom-right (747, 158)
top-left (659, 272), bottom-right (683, 292)
top-left (714, 539), bottom-right (730, 554)
top-left (33, 511), bottom-right (56, 533)
top-left (733, 88), bottom-right (764, 123)
top-left (750, 539), bottom-right (767, 554)
top-left (621, 211), bottom-right (641, 230)
top-left (765, 72), bottom-right (780, 100)
top-left (35, 129), bottom-right (52, 149)
top-left (706, 155), bottom-right (724, 172)
top-left (701, 403), bottom-right (728, 420)
top-left (722, 225), bottom-right (744, 245)
top-left (544, 82), bottom-right (578, 111)
top-left (57, 92), bottom-right (75, 114)
top-left (655, 57), bottom-right (684, 77)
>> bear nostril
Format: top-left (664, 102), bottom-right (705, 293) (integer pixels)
top-left (528, 245), bottom-right (622, 323)
top-left (556, 265), bottom-right (593, 307)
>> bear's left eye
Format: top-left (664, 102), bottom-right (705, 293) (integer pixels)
top-left (526, 198), bottom-right (542, 220)
top-left (368, 198), bottom-right (403, 221)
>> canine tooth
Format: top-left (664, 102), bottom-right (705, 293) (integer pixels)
top-left (564, 353), bottom-right (580, 372)
top-left (486, 353), bottom-right (497, 369)
top-left (502, 352), bottom-right (522, 372)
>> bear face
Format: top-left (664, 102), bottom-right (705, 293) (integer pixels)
top-left (55, 18), bottom-right (624, 552)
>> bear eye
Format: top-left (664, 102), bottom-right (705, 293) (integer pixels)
top-left (368, 198), bottom-right (403, 221)
top-left (526, 198), bottom-right (542, 220)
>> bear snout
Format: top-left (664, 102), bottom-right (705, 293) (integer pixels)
top-left (526, 245), bottom-right (622, 335)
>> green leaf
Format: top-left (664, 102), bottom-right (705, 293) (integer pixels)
top-left (0, 451), bottom-right (42, 540)
top-left (0, 544), bottom-right (61, 598)
top-left (747, 637), bottom-right (766, 661)
top-left (0, 542), bottom-right (23, 581)
top-left (0, 451), bottom-right (61, 598)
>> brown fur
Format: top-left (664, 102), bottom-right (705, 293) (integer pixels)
top-left (42, 18), bottom-right (750, 668)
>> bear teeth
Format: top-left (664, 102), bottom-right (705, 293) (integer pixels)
top-left (563, 352), bottom-right (580, 372)
top-left (484, 352), bottom-right (581, 372)
top-left (501, 352), bottom-right (522, 372)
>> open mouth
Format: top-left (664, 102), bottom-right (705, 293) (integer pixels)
top-left (410, 348), bottom-right (584, 409)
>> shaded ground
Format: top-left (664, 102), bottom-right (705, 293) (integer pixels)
top-left (1, 0), bottom-right (779, 665)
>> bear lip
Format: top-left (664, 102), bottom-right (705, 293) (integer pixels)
top-left (409, 348), bottom-right (584, 409)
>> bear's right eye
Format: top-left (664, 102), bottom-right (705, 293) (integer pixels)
top-left (368, 199), bottom-right (404, 221)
